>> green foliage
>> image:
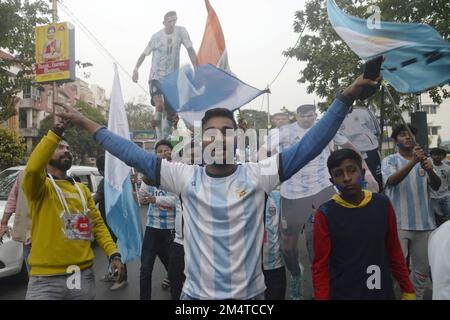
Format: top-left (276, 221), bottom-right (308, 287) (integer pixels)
top-left (0, 0), bottom-right (51, 121)
top-left (38, 101), bottom-right (107, 163)
top-left (238, 109), bottom-right (269, 131)
top-left (0, 126), bottom-right (26, 170)
top-left (125, 102), bottom-right (153, 131)
top-left (285, 0), bottom-right (450, 113)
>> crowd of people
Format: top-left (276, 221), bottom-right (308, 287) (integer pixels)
top-left (1, 72), bottom-right (450, 300)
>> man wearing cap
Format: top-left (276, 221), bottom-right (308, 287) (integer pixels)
top-left (132, 11), bottom-right (197, 140)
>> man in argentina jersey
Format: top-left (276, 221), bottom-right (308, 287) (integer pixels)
top-left (263, 190), bottom-right (286, 299)
top-left (382, 124), bottom-right (441, 300)
top-left (57, 74), bottom-right (381, 299)
top-left (261, 103), bottom-right (379, 300)
top-left (138, 140), bottom-right (177, 300)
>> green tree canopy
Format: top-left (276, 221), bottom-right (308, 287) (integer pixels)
top-left (0, 126), bottom-right (26, 170)
top-left (125, 102), bottom-right (153, 131)
top-left (0, 0), bottom-right (51, 121)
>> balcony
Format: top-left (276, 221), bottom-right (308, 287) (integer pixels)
top-left (19, 127), bottom-right (39, 137)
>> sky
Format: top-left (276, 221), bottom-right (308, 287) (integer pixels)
top-left (57, 0), bottom-right (314, 115)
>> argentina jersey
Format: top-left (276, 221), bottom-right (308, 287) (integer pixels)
top-left (382, 153), bottom-right (436, 231)
top-left (159, 156), bottom-right (280, 299)
top-left (139, 182), bottom-right (176, 230)
top-left (279, 122), bottom-right (336, 199)
top-left (263, 190), bottom-right (284, 270)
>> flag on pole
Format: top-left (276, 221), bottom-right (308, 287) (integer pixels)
top-left (327, 0), bottom-right (450, 93)
top-left (104, 64), bottom-right (143, 263)
top-left (159, 64), bottom-right (264, 128)
top-left (197, 0), bottom-right (231, 72)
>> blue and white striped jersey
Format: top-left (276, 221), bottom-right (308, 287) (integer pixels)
top-left (263, 190), bottom-right (284, 270)
top-left (139, 181), bottom-right (176, 230)
top-left (382, 153), bottom-right (436, 231)
top-left (95, 94), bottom-right (352, 299)
top-left (160, 156), bottom-right (280, 299)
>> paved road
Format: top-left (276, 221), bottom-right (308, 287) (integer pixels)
top-left (0, 204), bottom-right (432, 300)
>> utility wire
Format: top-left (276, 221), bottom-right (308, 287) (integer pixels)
top-left (268, 23), bottom-right (307, 88)
top-left (57, 0), bottom-right (149, 96)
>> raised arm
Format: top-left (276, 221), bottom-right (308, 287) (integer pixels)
top-left (55, 103), bottom-right (159, 181)
top-left (22, 129), bottom-right (61, 201)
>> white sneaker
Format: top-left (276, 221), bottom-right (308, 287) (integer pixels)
top-left (110, 280), bottom-right (128, 291)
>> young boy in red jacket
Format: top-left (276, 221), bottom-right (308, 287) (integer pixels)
top-left (312, 149), bottom-right (415, 300)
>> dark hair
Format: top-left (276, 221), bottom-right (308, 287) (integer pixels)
top-left (296, 104), bottom-right (316, 114)
top-left (96, 155), bottom-right (105, 172)
top-left (327, 149), bottom-right (363, 175)
top-left (430, 147), bottom-right (447, 157)
top-left (155, 139), bottom-right (173, 151)
top-left (47, 26), bottom-right (56, 33)
top-left (164, 11), bottom-right (177, 21)
top-left (201, 108), bottom-right (237, 129)
top-left (391, 124), bottom-right (417, 140)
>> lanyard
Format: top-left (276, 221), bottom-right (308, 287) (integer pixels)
top-left (48, 174), bottom-right (88, 216)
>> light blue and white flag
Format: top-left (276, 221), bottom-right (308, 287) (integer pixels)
top-left (159, 64), bottom-right (265, 128)
top-left (327, 0), bottom-right (450, 93)
top-left (104, 64), bottom-right (143, 263)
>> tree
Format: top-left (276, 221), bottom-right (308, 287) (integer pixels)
top-left (285, 0), bottom-right (450, 115)
top-left (238, 109), bottom-right (269, 131)
top-left (0, 127), bottom-right (26, 170)
top-left (38, 101), bottom-right (107, 164)
top-left (0, 0), bottom-right (51, 121)
top-left (125, 102), bottom-right (153, 131)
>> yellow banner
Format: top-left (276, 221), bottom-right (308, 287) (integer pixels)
top-left (35, 22), bottom-right (75, 83)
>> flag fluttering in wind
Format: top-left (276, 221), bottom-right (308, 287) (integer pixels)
top-left (159, 64), bottom-right (264, 128)
top-left (104, 64), bottom-right (143, 263)
top-left (197, 0), bottom-right (231, 72)
top-left (327, 0), bottom-right (450, 93)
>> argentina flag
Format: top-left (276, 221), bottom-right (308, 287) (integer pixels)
top-left (327, 0), bottom-right (450, 93)
top-left (104, 64), bottom-right (143, 263)
top-left (158, 64), bottom-right (265, 128)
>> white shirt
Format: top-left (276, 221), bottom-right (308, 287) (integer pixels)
top-left (428, 221), bottom-right (450, 300)
top-left (143, 26), bottom-right (193, 81)
top-left (339, 107), bottom-right (381, 152)
top-left (174, 198), bottom-right (183, 245)
top-left (139, 181), bottom-right (176, 229)
top-left (430, 162), bottom-right (450, 199)
top-left (160, 156), bottom-right (280, 299)
top-left (266, 121), bottom-right (348, 199)
top-left (382, 153), bottom-right (436, 231)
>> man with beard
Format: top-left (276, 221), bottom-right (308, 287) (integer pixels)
top-left (22, 123), bottom-right (124, 300)
top-left (56, 74), bottom-right (381, 299)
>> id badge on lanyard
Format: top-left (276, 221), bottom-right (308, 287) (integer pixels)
top-left (48, 174), bottom-right (94, 241)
